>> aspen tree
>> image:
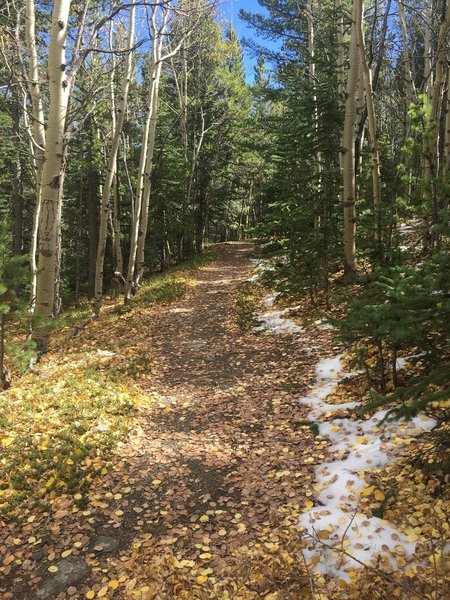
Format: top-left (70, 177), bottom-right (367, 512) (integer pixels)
top-left (93, 5), bottom-right (135, 317)
top-left (398, 0), bottom-right (416, 116)
top-left (341, 0), bottom-right (360, 276)
top-left (126, 0), bottom-right (208, 296)
top-left (424, 0), bottom-right (450, 237)
top-left (444, 79), bottom-right (450, 173)
top-left (356, 0), bottom-right (382, 250)
top-left (34, 0), bottom-right (72, 317)
top-left (305, 0), bottom-right (322, 224)
top-left (125, 4), bottom-right (168, 300)
top-left (25, 0), bottom-right (46, 305)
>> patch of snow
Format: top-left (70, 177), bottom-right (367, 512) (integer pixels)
top-left (255, 295), bottom-right (303, 335)
top-left (262, 293), bottom-right (280, 308)
top-left (396, 352), bottom-right (426, 371)
top-left (93, 424), bottom-right (109, 433)
top-left (298, 355), bottom-right (436, 581)
top-left (96, 350), bottom-right (116, 357)
top-left (255, 309), bottom-right (304, 335)
top-left (314, 318), bottom-right (336, 331)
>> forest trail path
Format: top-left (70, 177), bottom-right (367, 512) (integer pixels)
top-left (5, 243), bottom-right (338, 599)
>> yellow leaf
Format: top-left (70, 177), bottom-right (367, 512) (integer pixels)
top-left (199, 515), bottom-right (209, 522)
top-left (86, 592), bottom-right (95, 600)
top-left (199, 552), bottom-right (211, 560)
top-left (97, 587), bottom-right (108, 597)
top-left (48, 566), bottom-right (58, 573)
top-left (152, 479), bottom-right (162, 486)
top-left (61, 550), bottom-right (72, 558)
top-left (374, 490), bottom-right (385, 502)
top-left (108, 579), bottom-right (119, 589)
top-left (1, 437), bottom-right (12, 446)
top-left (264, 542), bottom-right (278, 550)
top-left (196, 575), bottom-right (208, 583)
top-left (237, 523), bottom-right (246, 533)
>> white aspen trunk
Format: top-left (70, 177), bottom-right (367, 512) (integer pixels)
top-left (134, 58), bottom-right (164, 288)
top-left (421, 0), bottom-right (434, 239)
top-left (34, 0), bottom-right (71, 318)
top-left (355, 73), bottom-right (366, 170)
top-left (112, 169), bottom-right (124, 274)
top-left (444, 73), bottom-right (450, 173)
top-left (93, 5), bottom-right (135, 316)
top-left (126, 5), bottom-right (169, 298)
top-left (341, 0), bottom-right (360, 276)
top-left (337, 14), bottom-right (346, 100)
top-left (424, 1), bottom-right (450, 235)
top-left (25, 0), bottom-right (46, 306)
top-left (398, 0), bottom-right (416, 114)
top-left (356, 0), bottom-right (382, 248)
top-left (306, 0), bottom-right (322, 225)
top-left (423, 1), bottom-right (433, 101)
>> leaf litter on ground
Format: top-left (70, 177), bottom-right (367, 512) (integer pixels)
top-left (0, 243), bottom-right (448, 599)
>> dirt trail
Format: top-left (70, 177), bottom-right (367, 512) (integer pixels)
top-left (5, 242), bottom-right (335, 599)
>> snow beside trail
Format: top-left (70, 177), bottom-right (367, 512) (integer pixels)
top-left (254, 294), bottom-right (304, 335)
top-left (248, 260), bottom-right (303, 335)
top-left (298, 355), bottom-right (436, 581)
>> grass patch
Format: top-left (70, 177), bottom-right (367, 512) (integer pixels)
top-left (0, 366), bottom-right (150, 520)
top-left (134, 250), bottom-right (217, 307)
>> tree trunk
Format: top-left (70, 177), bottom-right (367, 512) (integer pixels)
top-left (11, 90), bottom-right (24, 255)
top-left (398, 0), bottom-right (416, 118)
top-left (126, 4), bottom-right (169, 299)
top-left (93, 4), bottom-right (135, 316)
top-left (356, 0), bottom-right (382, 254)
top-left (34, 0), bottom-right (72, 318)
top-left (0, 315), bottom-right (10, 391)
top-left (87, 133), bottom-right (100, 299)
top-left (112, 169), bottom-right (124, 274)
top-left (134, 57), bottom-right (164, 288)
top-left (423, 1), bottom-right (450, 244)
top-left (341, 0), bottom-right (360, 277)
top-left (25, 0), bottom-right (46, 304)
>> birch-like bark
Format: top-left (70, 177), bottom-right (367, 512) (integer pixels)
top-left (356, 0), bottom-right (382, 249)
top-left (424, 1), bottom-right (450, 233)
top-left (34, 0), bottom-right (72, 317)
top-left (134, 49), bottom-right (165, 288)
top-left (306, 0), bottom-right (322, 224)
top-left (444, 73), bottom-right (450, 173)
top-left (125, 5), bottom-right (167, 300)
top-left (112, 169), bottom-right (124, 274)
top-left (93, 4), bottom-right (135, 316)
top-left (341, 0), bottom-right (360, 276)
top-left (337, 14), bottom-right (346, 100)
top-left (398, 0), bottom-right (416, 114)
top-left (423, 0), bottom-right (433, 100)
top-left (25, 0), bottom-right (46, 305)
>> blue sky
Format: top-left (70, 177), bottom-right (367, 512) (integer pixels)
top-left (220, 0), bottom-right (277, 80)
